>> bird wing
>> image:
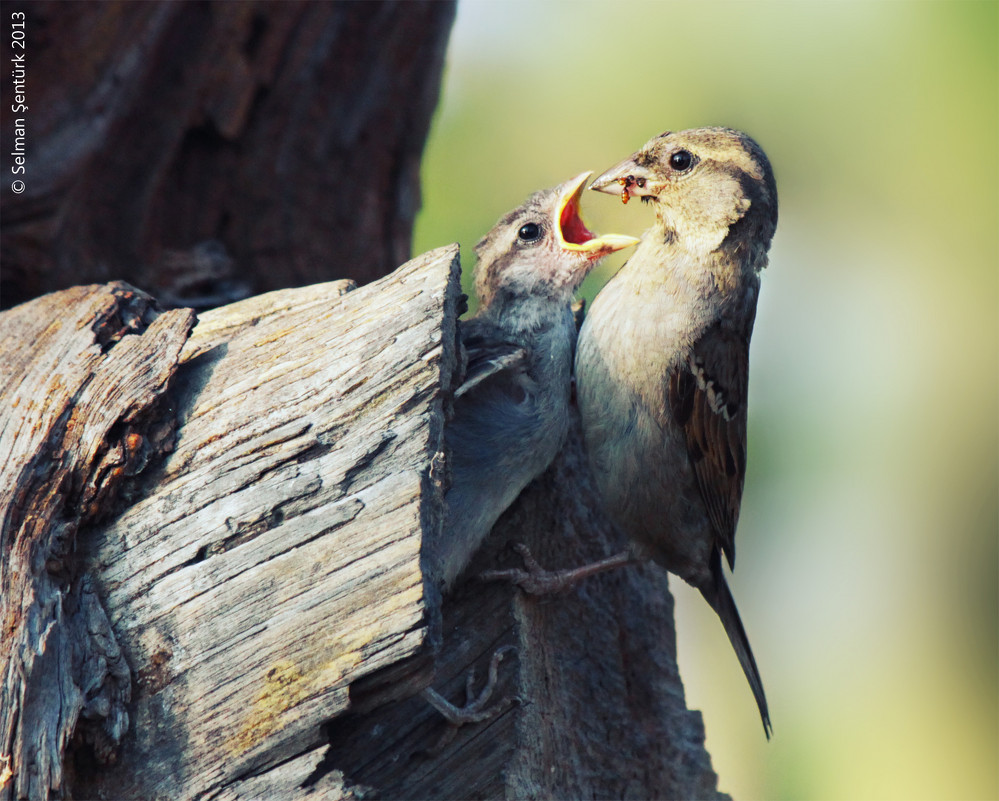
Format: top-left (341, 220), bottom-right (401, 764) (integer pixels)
top-left (666, 322), bottom-right (751, 570)
top-left (455, 319), bottom-right (530, 400)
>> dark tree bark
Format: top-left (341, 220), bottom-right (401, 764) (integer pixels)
top-left (0, 0), bottom-right (455, 309)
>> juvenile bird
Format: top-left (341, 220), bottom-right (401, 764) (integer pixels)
top-left (421, 173), bottom-right (637, 734)
top-left (574, 127), bottom-right (778, 736)
top-left (431, 172), bottom-right (638, 593)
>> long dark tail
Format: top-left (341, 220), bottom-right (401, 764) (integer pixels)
top-left (699, 548), bottom-right (772, 738)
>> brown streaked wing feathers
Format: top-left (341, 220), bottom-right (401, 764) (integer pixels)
top-left (666, 324), bottom-right (750, 570)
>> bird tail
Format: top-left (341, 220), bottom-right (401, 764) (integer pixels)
top-left (699, 549), bottom-right (772, 738)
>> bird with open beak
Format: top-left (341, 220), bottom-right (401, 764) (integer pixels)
top-left (577, 127), bottom-right (778, 737)
top-left (485, 129), bottom-right (778, 737)
top-left (429, 171), bottom-right (638, 595)
top-left (421, 172), bottom-right (636, 734)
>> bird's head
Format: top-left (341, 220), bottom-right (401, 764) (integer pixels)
top-left (473, 172), bottom-right (638, 309)
top-left (591, 128), bottom-right (778, 263)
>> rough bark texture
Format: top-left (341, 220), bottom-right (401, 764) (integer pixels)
top-left (314, 423), bottom-right (723, 801)
top-left (0, 0), bottom-right (455, 310)
top-left (1, 245), bottom-right (463, 800)
top-left (0, 284), bottom-right (197, 800)
top-left (0, 245), bottom-right (726, 800)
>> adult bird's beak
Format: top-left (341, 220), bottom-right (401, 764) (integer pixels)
top-left (556, 171), bottom-right (640, 253)
top-left (590, 156), bottom-right (657, 205)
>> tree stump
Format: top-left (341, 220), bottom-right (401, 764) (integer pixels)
top-left (0, 244), bottom-right (724, 800)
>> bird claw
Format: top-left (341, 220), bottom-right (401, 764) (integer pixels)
top-left (421, 646), bottom-right (520, 754)
top-left (480, 543), bottom-right (636, 596)
top-left (479, 543), bottom-right (579, 595)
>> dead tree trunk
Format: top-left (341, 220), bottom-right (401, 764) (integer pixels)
top-left (0, 246), bottom-right (725, 800)
top-left (0, 1), bottom-right (455, 309)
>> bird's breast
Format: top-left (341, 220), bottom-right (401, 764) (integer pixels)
top-left (579, 272), bottom-right (699, 407)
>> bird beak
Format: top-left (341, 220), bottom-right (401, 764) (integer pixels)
top-left (556, 171), bottom-right (640, 253)
top-left (590, 156), bottom-right (658, 205)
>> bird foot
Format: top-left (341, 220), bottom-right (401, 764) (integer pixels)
top-left (480, 543), bottom-right (635, 595)
top-left (421, 645), bottom-right (520, 754)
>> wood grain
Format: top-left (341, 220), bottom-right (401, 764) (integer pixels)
top-left (0, 283), bottom-right (196, 800)
top-left (1, 243), bottom-right (726, 800)
top-left (75, 245), bottom-right (462, 799)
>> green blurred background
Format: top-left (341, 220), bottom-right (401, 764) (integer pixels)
top-left (412, 1), bottom-right (999, 799)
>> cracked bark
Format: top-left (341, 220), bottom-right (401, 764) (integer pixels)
top-left (314, 420), bottom-right (724, 801)
top-left (0, 283), bottom-right (196, 800)
top-left (1, 246), bottom-right (463, 800)
top-left (0, 244), bottom-right (725, 799)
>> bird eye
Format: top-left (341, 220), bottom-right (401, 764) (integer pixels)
top-left (517, 222), bottom-right (542, 242)
top-left (669, 150), bottom-right (694, 171)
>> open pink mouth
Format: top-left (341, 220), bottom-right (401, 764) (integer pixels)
top-left (554, 172), bottom-right (640, 254)
top-left (560, 191), bottom-right (596, 246)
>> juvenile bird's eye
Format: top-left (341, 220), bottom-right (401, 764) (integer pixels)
top-left (518, 222), bottom-right (542, 242)
top-left (669, 150), bottom-right (694, 171)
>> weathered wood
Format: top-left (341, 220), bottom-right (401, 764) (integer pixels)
top-left (0, 245), bottom-right (463, 800)
top-left (1, 242), bottom-right (726, 800)
top-left (74, 245), bottom-right (462, 800)
top-left (0, 0), bottom-right (456, 309)
top-left (313, 416), bottom-right (725, 800)
top-left (0, 283), bottom-right (197, 801)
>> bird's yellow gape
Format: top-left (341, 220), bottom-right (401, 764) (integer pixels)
top-left (555, 172), bottom-right (639, 253)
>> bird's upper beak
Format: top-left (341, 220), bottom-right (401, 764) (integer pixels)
top-left (589, 155), bottom-right (658, 205)
top-left (556, 171), bottom-right (640, 253)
